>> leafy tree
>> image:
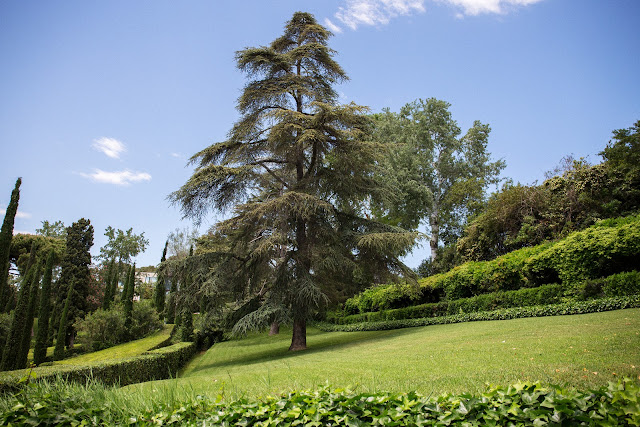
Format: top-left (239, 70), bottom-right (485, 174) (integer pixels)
top-left (35, 220), bottom-right (66, 239)
top-left (9, 233), bottom-right (64, 279)
top-left (373, 98), bottom-right (505, 263)
top-left (53, 282), bottom-right (73, 361)
top-left (98, 226), bottom-right (149, 264)
top-left (170, 12), bottom-right (416, 350)
top-left (0, 178), bottom-right (21, 312)
top-left (600, 119), bottom-right (640, 212)
top-left (51, 219), bottom-right (93, 348)
top-left (0, 244), bottom-right (36, 371)
top-left (154, 241), bottom-right (168, 315)
top-left (33, 249), bottom-right (55, 365)
top-left (166, 228), bottom-right (197, 259)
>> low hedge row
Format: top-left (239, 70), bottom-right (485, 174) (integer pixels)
top-left (0, 341), bottom-right (196, 394)
top-left (319, 296), bottom-right (640, 333)
top-left (344, 214), bottom-right (640, 315)
top-left (3, 379), bottom-right (639, 426)
top-left (330, 283), bottom-right (566, 324)
top-left (332, 272), bottom-right (640, 324)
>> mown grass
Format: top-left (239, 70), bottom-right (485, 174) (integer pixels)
top-left (124, 309), bottom-right (640, 401)
top-left (55, 324), bottom-right (173, 365)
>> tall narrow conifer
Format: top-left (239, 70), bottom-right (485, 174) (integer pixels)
top-left (34, 250), bottom-right (55, 365)
top-left (0, 178), bottom-right (21, 311)
top-left (154, 241), bottom-right (168, 315)
top-left (123, 264), bottom-right (135, 336)
top-left (17, 259), bottom-right (43, 368)
top-left (0, 244), bottom-right (36, 371)
top-left (53, 282), bottom-right (74, 361)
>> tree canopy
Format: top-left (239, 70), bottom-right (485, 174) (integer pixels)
top-left (372, 98), bottom-right (504, 262)
top-left (170, 12), bottom-right (416, 350)
top-left (98, 226), bottom-right (148, 265)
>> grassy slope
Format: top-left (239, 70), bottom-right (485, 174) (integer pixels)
top-left (55, 325), bottom-right (173, 365)
top-left (125, 309), bottom-right (640, 401)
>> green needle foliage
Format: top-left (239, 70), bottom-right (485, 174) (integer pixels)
top-left (17, 258), bottom-right (43, 368)
top-left (33, 250), bottom-right (55, 365)
top-left (0, 178), bottom-right (21, 312)
top-left (123, 264), bottom-right (135, 337)
top-left (170, 12), bottom-right (416, 351)
top-left (53, 282), bottom-right (74, 361)
top-left (51, 219), bottom-right (94, 348)
top-left (0, 245), bottom-right (36, 371)
top-left (153, 241), bottom-right (167, 316)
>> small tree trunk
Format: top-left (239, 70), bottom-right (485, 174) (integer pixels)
top-left (289, 318), bottom-right (306, 351)
top-left (429, 210), bottom-right (440, 263)
top-left (269, 321), bottom-right (280, 336)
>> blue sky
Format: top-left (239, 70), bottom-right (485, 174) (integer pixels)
top-left (1, 0), bottom-right (638, 268)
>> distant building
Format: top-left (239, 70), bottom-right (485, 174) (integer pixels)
top-left (136, 271), bottom-right (157, 284)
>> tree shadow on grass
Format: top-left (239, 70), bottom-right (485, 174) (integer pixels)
top-left (183, 326), bottom-right (430, 376)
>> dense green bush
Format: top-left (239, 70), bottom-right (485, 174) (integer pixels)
top-left (2, 378), bottom-right (639, 425)
top-left (344, 215), bottom-right (640, 315)
top-left (0, 341), bottom-right (196, 393)
top-left (321, 296), bottom-right (640, 333)
top-left (74, 301), bottom-right (162, 352)
top-left (332, 283), bottom-right (565, 324)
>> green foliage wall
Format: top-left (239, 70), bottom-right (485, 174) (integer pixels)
top-left (343, 215), bottom-right (640, 316)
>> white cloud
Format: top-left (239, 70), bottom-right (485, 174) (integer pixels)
top-left (328, 0), bottom-right (543, 30)
top-left (437, 0), bottom-right (544, 16)
top-left (92, 137), bottom-right (126, 159)
top-left (170, 152), bottom-right (183, 159)
top-left (335, 0), bottom-right (426, 30)
top-left (324, 18), bottom-right (343, 34)
top-left (0, 209), bottom-right (31, 219)
top-left (80, 169), bottom-right (152, 186)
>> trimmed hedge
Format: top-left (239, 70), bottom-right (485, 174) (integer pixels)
top-left (344, 215), bottom-right (640, 315)
top-left (319, 296), bottom-right (640, 332)
top-left (0, 341), bottom-right (196, 394)
top-left (331, 283), bottom-right (566, 324)
top-left (3, 379), bottom-right (639, 426)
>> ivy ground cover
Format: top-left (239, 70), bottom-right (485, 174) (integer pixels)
top-left (125, 309), bottom-right (640, 400)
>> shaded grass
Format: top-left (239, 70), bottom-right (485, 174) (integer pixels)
top-left (55, 325), bottom-right (173, 365)
top-left (125, 309), bottom-right (640, 401)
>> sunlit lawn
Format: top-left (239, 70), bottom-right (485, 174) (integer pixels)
top-left (125, 309), bottom-right (640, 401)
top-left (53, 325), bottom-right (173, 365)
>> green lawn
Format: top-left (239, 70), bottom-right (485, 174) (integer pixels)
top-left (54, 325), bottom-right (173, 365)
top-left (124, 309), bottom-right (640, 401)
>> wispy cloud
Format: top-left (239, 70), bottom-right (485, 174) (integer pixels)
top-left (440, 0), bottom-right (544, 16)
top-left (170, 152), bottom-right (184, 159)
top-left (92, 137), bottom-right (126, 159)
top-left (0, 209), bottom-right (31, 219)
top-left (324, 18), bottom-right (343, 34)
top-left (79, 169), bottom-right (151, 186)
top-left (335, 0), bottom-right (426, 30)
top-left (327, 0), bottom-right (542, 31)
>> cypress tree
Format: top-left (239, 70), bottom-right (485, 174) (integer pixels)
top-left (0, 245), bottom-right (36, 371)
top-left (0, 178), bottom-right (21, 312)
top-left (51, 218), bottom-right (93, 348)
top-left (53, 282), bottom-right (74, 361)
top-left (153, 241), bottom-right (168, 315)
top-left (123, 264), bottom-right (135, 337)
top-left (102, 258), bottom-right (116, 310)
top-left (17, 258), bottom-right (43, 368)
top-left (121, 264), bottom-right (131, 304)
top-left (165, 276), bottom-right (178, 324)
top-left (180, 307), bottom-right (193, 342)
top-left (33, 250), bottom-right (55, 365)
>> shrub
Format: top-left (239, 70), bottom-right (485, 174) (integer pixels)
top-left (0, 341), bottom-right (196, 393)
top-left (130, 300), bottom-right (162, 339)
top-left (320, 296), bottom-right (640, 333)
top-left (603, 270), bottom-right (640, 297)
top-left (2, 378), bottom-right (639, 426)
top-left (75, 301), bottom-right (163, 352)
top-left (343, 215), bottom-right (640, 315)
